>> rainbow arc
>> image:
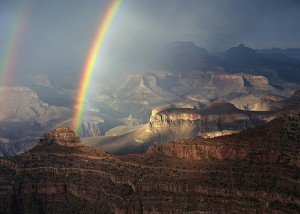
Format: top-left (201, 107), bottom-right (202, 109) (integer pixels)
top-left (0, 1), bottom-right (29, 88)
top-left (73, 0), bottom-right (123, 132)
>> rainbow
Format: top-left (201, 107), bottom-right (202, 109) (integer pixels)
top-left (73, 0), bottom-right (123, 132)
top-left (0, 1), bottom-right (29, 87)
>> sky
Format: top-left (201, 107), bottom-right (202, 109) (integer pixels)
top-left (0, 0), bottom-right (300, 79)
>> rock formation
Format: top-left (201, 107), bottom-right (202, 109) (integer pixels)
top-left (0, 111), bottom-right (299, 213)
top-left (144, 101), bottom-right (276, 143)
top-left (39, 125), bottom-right (80, 146)
top-left (0, 87), bottom-right (72, 157)
top-left (105, 68), bottom-right (293, 122)
top-left (147, 101), bottom-right (274, 138)
top-left (82, 101), bottom-right (276, 155)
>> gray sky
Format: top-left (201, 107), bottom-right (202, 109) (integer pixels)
top-left (0, 0), bottom-right (300, 78)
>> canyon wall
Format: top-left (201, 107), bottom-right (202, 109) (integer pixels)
top-left (0, 111), bottom-right (298, 213)
top-left (147, 101), bottom-right (275, 141)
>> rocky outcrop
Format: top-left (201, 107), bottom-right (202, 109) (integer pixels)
top-left (147, 101), bottom-right (275, 139)
top-left (148, 110), bottom-right (299, 164)
top-left (0, 111), bottom-right (299, 213)
top-left (39, 125), bottom-right (80, 146)
top-left (209, 73), bottom-right (272, 90)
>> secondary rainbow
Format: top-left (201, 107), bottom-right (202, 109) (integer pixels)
top-left (73, 0), bottom-right (122, 132)
top-left (0, 1), bottom-right (29, 87)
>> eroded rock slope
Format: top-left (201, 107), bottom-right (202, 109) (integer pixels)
top-left (0, 111), bottom-right (299, 213)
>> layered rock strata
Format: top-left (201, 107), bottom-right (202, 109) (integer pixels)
top-left (147, 101), bottom-right (275, 140)
top-left (0, 111), bottom-right (299, 213)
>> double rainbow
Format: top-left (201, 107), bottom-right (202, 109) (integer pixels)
top-left (73, 0), bottom-right (123, 132)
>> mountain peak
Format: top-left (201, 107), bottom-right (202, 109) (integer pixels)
top-left (225, 43), bottom-right (256, 54)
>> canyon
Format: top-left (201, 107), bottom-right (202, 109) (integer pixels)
top-left (1, 2), bottom-right (300, 212)
top-left (0, 110), bottom-right (299, 213)
top-left (105, 70), bottom-right (293, 122)
top-left (1, 43), bottom-right (300, 157)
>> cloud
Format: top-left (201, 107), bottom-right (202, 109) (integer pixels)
top-left (0, 0), bottom-right (299, 78)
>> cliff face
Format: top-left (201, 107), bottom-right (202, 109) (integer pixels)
top-left (0, 87), bottom-right (50, 121)
top-left (210, 73), bottom-right (272, 90)
top-left (0, 87), bottom-right (73, 157)
top-left (75, 117), bottom-right (104, 137)
top-left (147, 101), bottom-right (275, 140)
top-left (0, 111), bottom-right (299, 213)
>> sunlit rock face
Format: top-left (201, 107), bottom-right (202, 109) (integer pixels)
top-left (147, 101), bottom-right (275, 141)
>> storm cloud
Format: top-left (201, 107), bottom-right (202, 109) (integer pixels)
top-left (0, 0), bottom-right (300, 78)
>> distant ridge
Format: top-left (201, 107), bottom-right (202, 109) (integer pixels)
top-left (256, 47), bottom-right (300, 61)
